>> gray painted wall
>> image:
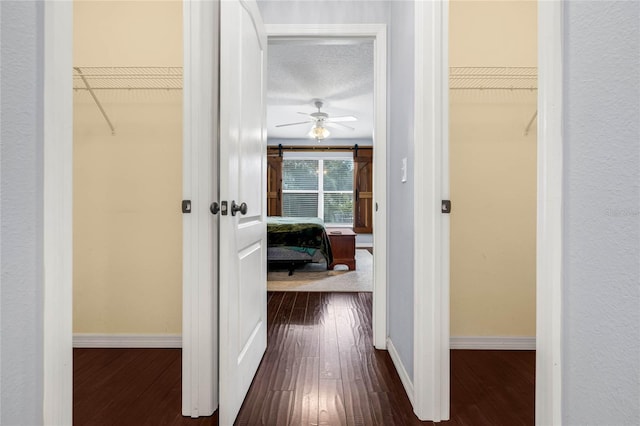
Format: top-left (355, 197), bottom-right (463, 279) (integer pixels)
top-left (563, 1), bottom-right (640, 424)
top-left (258, 0), bottom-right (391, 24)
top-left (0, 1), bottom-right (45, 425)
top-left (257, 0), bottom-right (416, 379)
top-left (387, 0), bottom-right (414, 380)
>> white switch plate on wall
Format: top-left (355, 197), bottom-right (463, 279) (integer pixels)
top-left (401, 157), bottom-right (407, 183)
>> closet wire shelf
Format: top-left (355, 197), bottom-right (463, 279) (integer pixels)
top-left (73, 66), bottom-right (537, 91)
top-left (73, 67), bottom-right (183, 91)
top-left (450, 67), bottom-right (537, 90)
top-left (73, 66), bottom-right (538, 135)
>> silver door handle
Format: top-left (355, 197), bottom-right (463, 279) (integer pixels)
top-left (231, 201), bottom-right (247, 216)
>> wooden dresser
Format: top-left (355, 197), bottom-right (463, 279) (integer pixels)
top-left (326, 228), bottom-right (356, 270)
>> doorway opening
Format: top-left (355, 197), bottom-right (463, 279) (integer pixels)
top-left (447, 1), bottom-right (538, 423)
top-left (266, 25), bottom-right (387, 349)
top-left (265, 38), bottom-right (375, 295)
top-left (71, 0), bottom-right (184, 423)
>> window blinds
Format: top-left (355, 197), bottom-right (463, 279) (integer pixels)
top-left (281, 158), bottom-right (354, 225)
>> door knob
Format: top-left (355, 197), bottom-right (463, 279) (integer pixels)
top-left (231, 201), bottom-right (248, 216)
top-left (210, 202), bottom-right (220, 215)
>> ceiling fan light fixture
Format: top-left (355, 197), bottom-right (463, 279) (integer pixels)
top-left (309, 125), bottom-right (330, 140)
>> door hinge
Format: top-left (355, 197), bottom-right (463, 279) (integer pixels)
top-left (182, 200), bottom-right (191, 213)
top-left (441, 200), bottom-right (451, 214)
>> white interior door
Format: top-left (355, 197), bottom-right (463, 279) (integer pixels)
top-left (218, 1), bottom-right (268, 424)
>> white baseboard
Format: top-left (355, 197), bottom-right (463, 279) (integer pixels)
top-left (73, 334), bottom-right (533, 350)
top-left (73, 333), bottom-right (182, 348)
top-left (450, 336), bottom-right (535, 350)
top-left (386, 337), bottom-right (414, 406)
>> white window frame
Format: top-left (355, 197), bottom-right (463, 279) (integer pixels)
top-left (281, 152), bottom-right (355, 227)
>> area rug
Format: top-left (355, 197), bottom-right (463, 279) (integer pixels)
top-left (267, 249), bottom-right (373, 292)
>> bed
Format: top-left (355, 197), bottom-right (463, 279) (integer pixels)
top-left (267, 216), bottom-right (334, 275)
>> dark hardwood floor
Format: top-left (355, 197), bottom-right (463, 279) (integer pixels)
top-left (74, 348), bottom-right (216, 425)
top-left (235, 292), bottom-right (421, 426)
top-left (74, 292), bottom-right (534, 426)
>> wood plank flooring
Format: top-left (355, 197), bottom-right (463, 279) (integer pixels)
top-left (449, 349), bottom-right (535, 425)
top-left (74, 292), bottom-right (534, 426)
top-left (235, 292), bottom-right (421, 426)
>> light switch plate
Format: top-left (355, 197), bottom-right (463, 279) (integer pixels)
top-left (401, 158), bottom-right (407, 183)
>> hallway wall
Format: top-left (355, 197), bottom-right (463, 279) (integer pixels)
top-left (0, 2), bottom-right (45, 423)
top-left (562, 1), bottom-right (640, 423)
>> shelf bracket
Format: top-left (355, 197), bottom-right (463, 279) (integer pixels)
top-left (74, 67), bottom-right (116, 135)
top-left (524, 110), bottom-right (538, 136)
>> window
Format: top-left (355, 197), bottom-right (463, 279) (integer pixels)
top-left (282, 155), bottom-right (354, 226)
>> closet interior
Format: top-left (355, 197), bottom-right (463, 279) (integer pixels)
top-left (449, 0), bottom-right (537, 343)
top-left (73, 0), bottom-right (183, 343)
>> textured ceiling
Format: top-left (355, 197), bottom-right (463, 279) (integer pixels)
top-left (267, 38), bottom-right (374, 140)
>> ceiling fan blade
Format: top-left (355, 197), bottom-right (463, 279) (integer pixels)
top-left (297, 112), bottom-right (312, 116)
top-left (325, 121), bottom-right (355, 131)
top-left (275, 120), bottom-right (312, 128)
top-left (327, 115), bottom-right (358, 122)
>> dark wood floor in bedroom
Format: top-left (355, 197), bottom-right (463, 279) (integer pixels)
top-left (73, 292), bottom-right (535, 426)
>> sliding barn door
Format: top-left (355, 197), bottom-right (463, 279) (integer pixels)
top-left (267, 149), bottom-right (282, 216)
top-left (354, 148), bottom-right (373, 233)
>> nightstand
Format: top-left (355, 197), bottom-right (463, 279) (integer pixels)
top-left (326, 228), bottom-right (356, 270)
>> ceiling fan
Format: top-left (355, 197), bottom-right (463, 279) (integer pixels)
top-left (275, 100), bottom-right (357, 140)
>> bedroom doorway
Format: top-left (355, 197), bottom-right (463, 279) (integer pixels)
top-left (265, 25), bottom-right (388, 348)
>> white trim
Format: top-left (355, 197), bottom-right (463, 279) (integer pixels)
top-left (0, 4), bottom-right (2, 416)
top-left (536, 1), bottom-right (564, 425)
top-left (386, 338), bottom-right (414, 407)
top-left (73, 334), bottom-right (182, 348)
top-left (413, 0), bottom-right (449, 422)
top-left (450, 337), bottom-right (536, 351)
top-left (265, 24), bottom-right (388, 350)
top-left (70, 334), bottom-right (543, 359)
top-left (182, 0), bottom-right (219, 417)
top-left (43, 2), bottom-right (73, 425)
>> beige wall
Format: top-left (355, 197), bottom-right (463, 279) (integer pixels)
top-left (73, 0), bottom-right (183, 334)
top-left (450, 0), bottom-right (537, 336)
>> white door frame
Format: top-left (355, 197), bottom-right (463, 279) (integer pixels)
top-left (42, 2), bottom-right (73, 424)
top-left (413, 0), bottom-right (450, 420)
top-left (41, 0), bottom-right (564, 423)
top-left (535, 1), bottom-right (564, 424)
top-left (412, 0), bottom-right (564, 423)
top-left (265, 23), bottom-right (389, 350)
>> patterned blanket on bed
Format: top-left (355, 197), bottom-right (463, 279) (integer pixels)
top-left (266, 217), bottom-right (333, 264)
